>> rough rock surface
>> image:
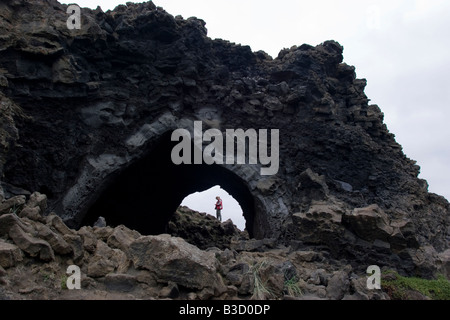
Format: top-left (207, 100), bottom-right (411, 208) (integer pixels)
top-left (0, 198), bottom-right (397, 300)
top-left (0, 0), bottom-right (449, 297)
top-left (167, 206), bottom-right (246, 250)
top-left (130, 233), bottom-right (227, 294)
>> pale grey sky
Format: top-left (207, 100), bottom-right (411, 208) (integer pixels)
top-left (181, 185), bottom-right (245, 230)
top-left (59, 1), bottom-right (450, 229)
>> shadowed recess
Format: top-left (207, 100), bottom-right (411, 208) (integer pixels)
top-left (82, 132), bottom-right (258, 237)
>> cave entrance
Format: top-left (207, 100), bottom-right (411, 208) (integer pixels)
top-left (181, 185), bottom-right (245, 231)
top-left (82, 131), bottom-right (258, 237)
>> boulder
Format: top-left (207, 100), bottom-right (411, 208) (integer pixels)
top-left (87, 254), bottom-right (115, 278)
top-left (0, 195), bottom-right (26, 215)
top-left (130, 234), bottom-right (226, 294)
top-left (94, 226), bottom-right (114, 241)
top-left (18, 206), bottom-right (44, 222)
top-left (307, 269), bottom-right (329, 286)
top-left (46, 214), bottom-right (75, 236)
top-left (226, 263), bottom-right (250, 289)
top-left (8, 224), bottom-right (54, 261)
top-left (0, 240), bottom-right (23, 268)
top-left (35, 223), bottom-right (72, 255)
top-left (0, 213), bottom-right (33, 236)
top-left (216, 248), bottom-right (236, 264)
top-left (93, 216), bottom-right (106, 228)
top-left (343, 204), bottom-right (394, 242)
top-left (87, 240), bottom-right (129, 278)
top-left (104, 273), bottom-right (137, 293)
top-left (27, 192), bottom-right (47, 213)
top-left (290, 202), bottom-right (346, 251)
top-left (107, 225), bottom-right (140, 256)
top-left (326, 270), bottom-right (350, 300)
top-left (63, 234), bottom-right (85, 263)
top-left (77, 226), bottom-right (97, 253)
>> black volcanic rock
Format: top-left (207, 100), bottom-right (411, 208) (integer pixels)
top-left (0, 0), bottom-right (448, 277)
top-left (167, 206), bottom-right (245, 250)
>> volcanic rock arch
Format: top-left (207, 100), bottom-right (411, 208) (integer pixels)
top-left (0, 1), bottom-right (448, 276)
top-left (81, 131), bottom-right (265, 238)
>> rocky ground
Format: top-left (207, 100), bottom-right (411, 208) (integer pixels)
top-left (1, 192), bottom-right (447, 300)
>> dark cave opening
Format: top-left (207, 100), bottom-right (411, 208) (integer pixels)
top-left (82, 131), bottom-right (258, 238)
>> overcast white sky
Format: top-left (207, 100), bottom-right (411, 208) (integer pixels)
top-left (59, 0), bottom-right (450, 230)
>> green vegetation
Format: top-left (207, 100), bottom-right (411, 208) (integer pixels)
top-left (382, 271), bottom-right (450, 300)
top-left (248, 260), bottom-right (304, 299)
top-left (284, 276), bottom-right (303, 297)
top-left (250, 260), bottom-right (275, 300)
top-left (61, 274), bottom-right (68, 290)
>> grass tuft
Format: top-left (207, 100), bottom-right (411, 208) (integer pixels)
top-left (284, 276), bottom-right (303, 297)
top-left (250, 260), bottom-right (275, 300)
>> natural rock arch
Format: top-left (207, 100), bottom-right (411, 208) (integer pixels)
top-left (53, 111), bottom-right (289, 239)
top-left (80, 130), bottom-right (268, 238)
top-left (0, 0), bottom-right (448, 276)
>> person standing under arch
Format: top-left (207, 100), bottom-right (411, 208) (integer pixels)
top-left (215, 196), bottom-right (223, 222)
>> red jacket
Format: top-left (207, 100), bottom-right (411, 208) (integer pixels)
top-left (215, 199), bottom-right (223, 210)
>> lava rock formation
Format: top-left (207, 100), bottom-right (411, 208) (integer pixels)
top-left (0, 0), bottom-right (449, 280)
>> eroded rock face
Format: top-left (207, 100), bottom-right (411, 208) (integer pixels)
top-left (167, 206), bottom-right (246, 250)
top-left (0, 240), bottom-right (23, 268)
top-left (0, 192), bottom-right (446, 300)
top-left (130, 234), bottom-right (227, 294)
top-left (0, 0), bottom-right (448, 278)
